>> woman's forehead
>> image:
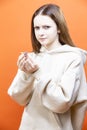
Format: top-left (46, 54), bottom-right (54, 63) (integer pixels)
top-left (33, 15), bottom-right (56, 26)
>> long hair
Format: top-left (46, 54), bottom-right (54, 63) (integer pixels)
top-left (31, 4), bottom-right (75, 53)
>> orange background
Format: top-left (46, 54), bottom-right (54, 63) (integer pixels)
top-left (0, 0), bottom-right (87, 130)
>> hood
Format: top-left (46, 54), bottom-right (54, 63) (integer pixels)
top-left (40, 44), bottom-right (87, 64)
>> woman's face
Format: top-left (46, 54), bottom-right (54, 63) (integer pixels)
top-left (33, 15), bottom-right (59, 50)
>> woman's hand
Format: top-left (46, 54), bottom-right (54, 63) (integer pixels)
top-left (17, 52), bottom-right (39, 74)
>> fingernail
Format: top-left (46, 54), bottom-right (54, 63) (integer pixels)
top-left (20, 52), bottom-right (28, 56)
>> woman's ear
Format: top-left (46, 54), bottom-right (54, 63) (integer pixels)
top-left (58, 30), bottom-right (60, 33)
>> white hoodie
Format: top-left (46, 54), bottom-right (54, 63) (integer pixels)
top-left (8, 45), bottom-right (87, 130)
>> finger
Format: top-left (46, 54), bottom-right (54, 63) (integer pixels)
top-left (24, 61), bottom-right (39, 73)
top-left (24, 60), bottom-right (34, 70)
top-left (18, 57), bottom-right (26, 69)
top-left (27, 55), bottom-right (37, 67)
top-left (17, 53), bottom-right (26, 66)
top-left (24, 52), bottom-right (28, 57)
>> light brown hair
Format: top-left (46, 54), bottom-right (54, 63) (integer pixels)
top-left (31, 3), bottom-right (75, 53)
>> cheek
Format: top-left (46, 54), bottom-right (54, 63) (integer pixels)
top-left (49, 28), bottom-right (57, 34)
top-left (34, 31), bottom-right (38, 39)
top-left (49, 30), bottom-right (58, 37)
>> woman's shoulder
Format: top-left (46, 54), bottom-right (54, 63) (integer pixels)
top-left (63, 45), bottom-right (87, 64)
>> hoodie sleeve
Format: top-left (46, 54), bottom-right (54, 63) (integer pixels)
top-left (7, 69), bottom-right (35, 106)
top-left (37, 55), bottom-right (87, 113)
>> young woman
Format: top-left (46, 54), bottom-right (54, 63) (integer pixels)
top-left (8, 4), bottom-right (87, 130)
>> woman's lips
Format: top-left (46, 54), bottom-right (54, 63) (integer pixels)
top-left (39, 38), bottom-right (47, 41)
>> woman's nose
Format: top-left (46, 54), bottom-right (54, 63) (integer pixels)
top-left (38, 28), bottom-right (45, 36)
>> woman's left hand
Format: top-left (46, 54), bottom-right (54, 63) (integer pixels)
top-left (17, 52), bottom-right (39, 74)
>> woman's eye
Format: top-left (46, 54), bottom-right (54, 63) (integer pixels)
top-left (34, 26), bottom-right (51, 30)
top-left (43, 26), bottom-right (50, 29)
top-left (34, 26), bottom-right (40, 30)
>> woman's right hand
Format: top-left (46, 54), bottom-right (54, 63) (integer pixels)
top-left (17, 52), bottom-right (39, 74)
